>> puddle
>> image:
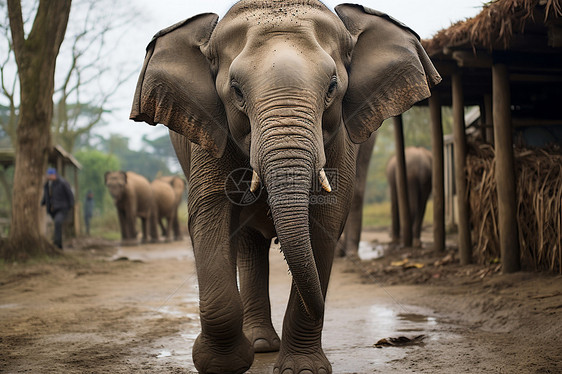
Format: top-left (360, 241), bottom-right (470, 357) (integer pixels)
top-left (134, 241), bottom-right (459, 373)
top-left (358, 241), bottom-right (386, 260)
top-left (156, 350), bottom-right (172, 358)
top-left (146, 295), bottom-right (457, 373)
top-left (324, 304), bottom-right (445, 371)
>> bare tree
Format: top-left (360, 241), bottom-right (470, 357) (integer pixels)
top-left (1, 0), bottom-right (139, 153)
top-left (52, 0), bottom-right (138, 152)
top-left (0, 1), bottom-right (21, 144)
top-left (1, 0), bottom-right (71, 260)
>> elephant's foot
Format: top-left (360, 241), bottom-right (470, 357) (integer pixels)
top-left (192, 333), bottom-right (254, 374)
top-left (244, 325), bottom-right (280, 353)
top-left (413, 238), bottom-right (422, 248)
top-left (274, 350), bottom-right (331, 374)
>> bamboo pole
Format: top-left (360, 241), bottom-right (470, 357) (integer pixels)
top-left (393, 115), bottom-right (412, 247)
top-left (452, 72), bottom-right (472, 265)
top-left (492, 63), bottom-right (521, 273)
top-left (429, 92), bottom-right (445, 252)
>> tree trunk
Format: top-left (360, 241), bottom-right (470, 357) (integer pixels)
top-left (1, 0), bottom-right (72, 260)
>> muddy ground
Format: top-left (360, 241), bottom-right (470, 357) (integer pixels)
top-left (1, 229), bottom-right (561, 373)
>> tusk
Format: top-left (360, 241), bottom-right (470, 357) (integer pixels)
top-left (319, 168), bottom-right (332, 193)
top-left (250, 170), bottom-right (260, 193)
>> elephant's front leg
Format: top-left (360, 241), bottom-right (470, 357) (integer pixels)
top-left (190, 206), bottom-right (254, 374)
top-left (236, 228), bottom-right (280, 353)
top-left (139, 217), bottom-right (149, 243)
top-left (125, 207), bottom-right (138, 242)
top-left (117, 209), bottom-right (128, 240)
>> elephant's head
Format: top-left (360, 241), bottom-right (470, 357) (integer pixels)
top-left (130, 1), bottom-right (440, 320)
top-left (105, 171), bottom-right (127, 202)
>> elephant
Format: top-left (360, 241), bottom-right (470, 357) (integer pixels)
top-left (104, 171), bottom-right (158, 245)
top-left (386, 146), bottom-right (433, 247)
top-left (130, 1), bottom-right (440, 373)
top-left (153, 176), bottom-right (186, 241)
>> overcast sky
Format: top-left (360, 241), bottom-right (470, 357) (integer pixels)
top-left (114, 0), bottom-right (486, 149)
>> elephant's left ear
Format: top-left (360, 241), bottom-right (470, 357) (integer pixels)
top-left (130, 13), bottom-right (228, 158)
top-left (335, 4), bottom-right (441, 143)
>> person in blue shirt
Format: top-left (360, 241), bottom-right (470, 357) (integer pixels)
top-left (41, 167), bottom-right (74, 249)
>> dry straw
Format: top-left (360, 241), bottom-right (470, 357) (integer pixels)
top-left (466, 143), bottom-right (562, 273)
top-left (422, 0), bottom-right (562, 54)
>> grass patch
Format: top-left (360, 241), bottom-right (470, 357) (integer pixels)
top-left (362, 199), bottom-right (433, 229)
top-left (362, 201), bottom-right (392, 228)
top-left (88, 211), bottom-right (121, 240)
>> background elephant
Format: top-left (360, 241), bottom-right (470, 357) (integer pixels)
top-left (104, 171), bottom-right (158, 245)
top-left (150, 178), bottom-right (177, 242)
top-left (130, 2), bottom-right (439, 373)
top-left (156, 176), bottom-right (186, 240)
top-left (386, 146), bottom-right (433, 247)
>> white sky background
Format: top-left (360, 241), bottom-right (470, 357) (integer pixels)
top-left (109, 0), bottom-right (486, 149)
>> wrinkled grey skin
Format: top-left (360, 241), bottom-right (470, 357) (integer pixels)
top-left (104, 171), bottom-right (158, 245)
top-left (155, 176), bottom-right (186, 240)
top-left (130, 1), bottom-right (440, 373)
top-left (386, 146), bottom-right (433, 247)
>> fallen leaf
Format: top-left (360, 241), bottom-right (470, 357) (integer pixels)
top-left (405, 263), bottom-right (424, 269)
top-left (374, 335), bottom-right (426, 348)
top-left (391, 259), bottom-right (409, 267)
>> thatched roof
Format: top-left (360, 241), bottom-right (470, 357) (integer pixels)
top-left (0, 145), bottom-right (82, 170)
top-left (423, 0), bottom-right (562, 55)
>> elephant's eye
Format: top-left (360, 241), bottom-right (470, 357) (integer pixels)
top-left (231, 81), bottom-right (245, 103)
top-left (327, 76), bottom-right (338, 97)
top-left (325, 76), bottom-right (338, 107)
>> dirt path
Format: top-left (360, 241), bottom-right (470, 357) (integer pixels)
top-left (1, 234), bottom-right (561, 373)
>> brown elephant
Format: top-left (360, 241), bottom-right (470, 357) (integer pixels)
top-left (386, 146), bottom-right (433, 247)
top-left (156, 176), bottom-right (186, 240)
top-left (130, 1), bottom-right (440, 373)
top-left (104, 171), bottom-right (158, 245)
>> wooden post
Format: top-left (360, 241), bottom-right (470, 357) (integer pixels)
top-left (452, 72), bottom-right (472, 265)
top-left (492, 63), bottom-right (521, 273)
top-left (57, 157), bottom-right (63, 177)
top-left (484, 93), bottom-right (494, 145)
top-left (429, 92), bottom-right (445, 252)
top-left (445, 143), bottom-right (455, 227)
top-left (74, 166), bottom-right (81, 236)
top-left (393, 115), bottom-right (412, 247)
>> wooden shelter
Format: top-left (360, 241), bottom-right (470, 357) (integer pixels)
top-left (0, 145), bottom-right (82, 237)
top-left (421, 0), bottom-right (562, 273)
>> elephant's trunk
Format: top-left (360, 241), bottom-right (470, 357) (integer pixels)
top-left (258, 123), bottom-right (324, 321)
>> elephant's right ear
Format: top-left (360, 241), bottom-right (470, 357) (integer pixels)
top-left (130, 13), bottom-right (228, 158)
top-left (335, 4), bottom-right (441, 144)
